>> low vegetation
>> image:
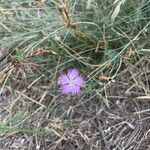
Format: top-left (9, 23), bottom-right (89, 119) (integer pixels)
top-left (0, 0), bottom-right (150, 149)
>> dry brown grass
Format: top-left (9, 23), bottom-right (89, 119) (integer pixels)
top-left (0, 57), bottom-right (149, 150)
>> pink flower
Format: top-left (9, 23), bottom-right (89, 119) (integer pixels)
top-left (58, 68), bottom-right (85, 95)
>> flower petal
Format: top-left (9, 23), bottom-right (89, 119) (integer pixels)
top-left (67, 68), bottom-right (79, 80)
top-left (70, 85), bottom-right (81, 95)
top-left (61, 84), bottom-right (72, 94)
top-left (73, 76), bottom-right (85, 87)
top-left (58, 74), bottom-right (70, 85)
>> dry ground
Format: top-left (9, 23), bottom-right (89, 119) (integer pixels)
top-left (0, 57), bottom-right (150, 150)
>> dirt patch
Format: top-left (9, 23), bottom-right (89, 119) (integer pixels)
top-left (0, 59), bottom-right (150, 150)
